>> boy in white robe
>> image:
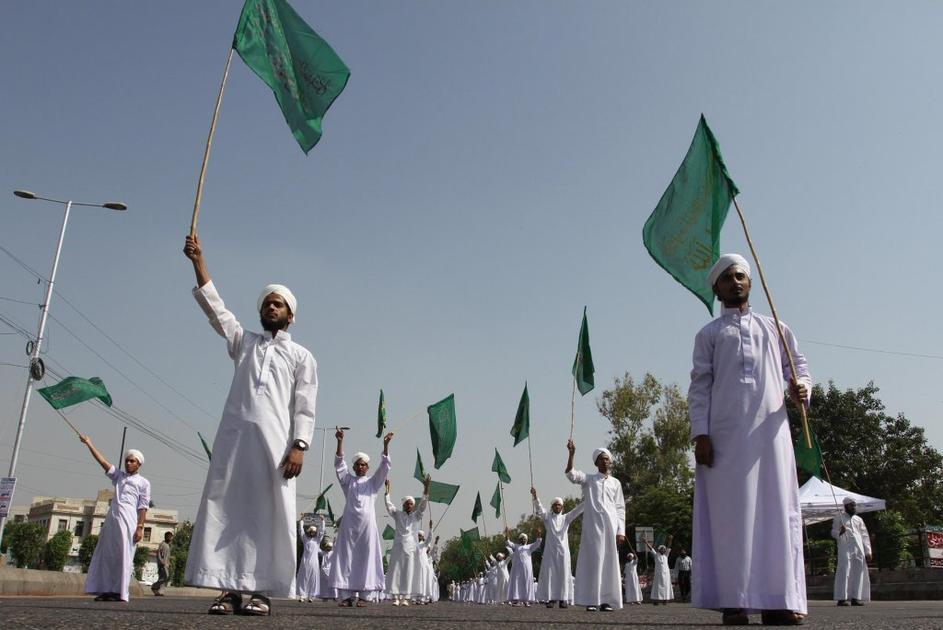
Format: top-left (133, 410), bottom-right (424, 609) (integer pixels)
top-left (318, 539), bottom-right (336, 600)
top-left (646, 537), bottom-right (673, 604)
top-left (505, 531), bottom-right (542, 606)
top-left (80, 437), bottom-right (150, 603)
top-left (296, 514), bottom-right (325, 601)
top-left (490, 552), bottom-right (510, 603)
top-left (565, 441), bottom-right (626, 611)
top-left (532, 488), bottom-right (583, 608)
top-left (183, 236), bottom-right (317, 617)
top-left (832, 498), bottom-right (872, 606)
top-left (623, 552), bottom-right (642, 605)
top-left (384, 477), bottom-right (430, 605)
top-left (688, 253), bottom-right (811, 626)
top-left (330, 429), bottom-right (392, 606)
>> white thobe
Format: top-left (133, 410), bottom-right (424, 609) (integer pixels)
top-left (295, 521), bottom-right (325, 599)
top-left (490, 554), bottom-right (510, 603)
top-left (688, 306), bottom-right (811, 614)
top-left (185, 281), bottom-right (317, 596)
top-left (650, 549), bottom-right (673, 600)
top-left (535, 498), bottom-right (583, 602)
top-left (329, 454), bottom-right (390, 592)
top-left (384, 494), bottom-right (428, 596)
top-left (623, 559), bottom-right (642, 603)
top-left (85, 466), bottom-right (150, 601)
top-left (566, 468), bottom-right (625, 609)
top-left (318, 549), bottom-right (336, 599)
top-left (832, 512), bottom-right (871, 601)
top-left (506, 538), bottom-right (542, 602)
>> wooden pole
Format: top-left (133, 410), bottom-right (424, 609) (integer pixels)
top-left (526, 436), bottom-right (535, 514)
top-left (432, 501), bottom-right (453, 532)
top-left (731, 197), bottom-right (812, 449)
top-left (189, 47), bottom-right (235, 237)
top-left (499, 481), bottom-right (508, 531)
top-left (53, 408), bottom-right (81, 437)
top-left (568, 378), bottom-right (577, 440)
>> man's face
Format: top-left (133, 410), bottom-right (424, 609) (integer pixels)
top-left (353, 459), bottom-right (369, 476)
top-left (551, 501), bottom-right (563, 514)
top-left (165, 533), bottom-right (173, 543)
top-left (845, 501), bottom-right (856, 515)
top-left (125, 456), bottom-right (140, 474)
top-left (259, 292), bottom-right (293, 333)
top-left (403, 499), bottom-right (415, 514)
top-left (713, 265), bottom-right (751, 307)
top-left (595, 453), bottom-right (611, 474)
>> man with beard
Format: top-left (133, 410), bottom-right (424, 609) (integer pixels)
top-left (182, 235), bottom-right (318, 616)
top-left (832, 498), bottom-right (872, 606)
top-left (688, 253), bottom-right (811, 626)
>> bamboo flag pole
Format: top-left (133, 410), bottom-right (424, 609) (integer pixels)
top-left (526, 436), bottom-right (535, 514)
top-left (499, 481), bottom-right (508, 531)
top-left (389, 407), bottom-right (427, 433)
top-left (54, 408), bottom-right (81, 437)
top-left (189, 47), bottom-right (235, 237)
top-left (432, 501), bottom-right (453, 532)
top-left (568, 377), bottom-right (577, 440)
top-left (731, 197), bottom-right (812, 449)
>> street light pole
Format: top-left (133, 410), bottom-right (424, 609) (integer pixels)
top-left (0, 190), bottom-right (127, 545)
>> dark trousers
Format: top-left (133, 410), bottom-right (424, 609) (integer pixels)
top-left (678, 570), bottom-right (691, 601)
top-left (152, 565), bottom-right (170, 593)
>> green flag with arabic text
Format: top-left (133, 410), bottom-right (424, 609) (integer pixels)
top-left (38, 376), bottom-right (112, 409)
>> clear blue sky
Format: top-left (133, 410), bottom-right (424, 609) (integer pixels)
top-left (2, 1), bottom-right (941, 543)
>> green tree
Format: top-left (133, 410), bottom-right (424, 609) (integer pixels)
top-left (873, 510), bottom-right (911, 570)
top-left (170, 521), bottom-right (193, 586)
top-left (43, 530), bottom-right (73, 572)
top-left (1, 522), bottom-right (46, 568)
top-left (133, 546), bottom-right (150, 580)
top-left (78, 534), bottom-right (98, 573)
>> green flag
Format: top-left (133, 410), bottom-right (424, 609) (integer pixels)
top-left (642, 114), bottom-right (739, 314)
top-left (233, 0), bottom-right (351, 153)
top-left (376, 389), bottom-right (387, 438)
top-left (198, 432), bottom-right (212, 462)
top-left (510, 383), bottom-right (530, 446)
top-left (571, 307), bottom-right (595, 396)
top-left (314, 483), bottom-right (333, 512)
top-left (427, 394), bottom-right (457, 469)
top-left (38, 376), bottom-right (112, 409)
top-left (382, 524), bottom-right (395, 541)
top-left (413, 449), bottom-right (426, 483)
top-left (461, 526), bottom-right (480, 543)
top-left (326, 498), bottom-right (335, 524)
top-left (794, 431), bottom-right (823, 478)
top-left (427, 480), bottom-right (461, 505)
top-left (491, 448), bottom-right (511, 484)
top-left (471, 492), bottom-right (483, 523)
top-left (490, 482), bottom-right (502, 518)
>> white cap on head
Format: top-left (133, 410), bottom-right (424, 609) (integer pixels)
top-left (305, 525), bottom-right (318, 536)
top-left (843, 496), bottom-right (856, 506)
top-left (402, 495), bottom-right (415, 505)
top-left (551, 497), bottom-right (564, 507)
top-left (353, 452), bottom-right (370, 465)
top-left (592, 447), bottom-right (612, 464)
top-left (519, 533), bottom-right (528, 542)
top-left (257, 284), bottom-right (297, 319)
top-left (708, 253), bottom-right (751, 287)
top-left (125, 449), bottom-right (144, 465)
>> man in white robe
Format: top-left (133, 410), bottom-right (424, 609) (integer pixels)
top-left (623, 552), bottom-right (642, 605)
top-left (80, 437), bottom-right (150, 602)
top-left (330, 429), bottom-right (392, 606)
top-left (646, 537), bottom-right (673, 604)
top-left (384, 477), bottom-right (430, 605)
top-left (505, 532), bottom-right (542, 606)
top-left (688, 253), bottom-right (811, 626)
top-left (532, 488), bottom-right (583, 608)
top-left (183, 236), bottom-right (317, 616)
top-left (832, 498), bottom-right (872, 606)
top-left (565, 441), bottom-right (626, 611)
top-left (296, 514), bottom-right (325, 601)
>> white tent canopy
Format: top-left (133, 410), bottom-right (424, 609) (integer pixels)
top-left (798, 476), bottom-right (886, 525)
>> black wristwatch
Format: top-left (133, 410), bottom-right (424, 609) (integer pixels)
top-left (292, 439), bottom-right (309, 451)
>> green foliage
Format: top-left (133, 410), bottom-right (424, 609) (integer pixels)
top-left (629, 484), bottom-right (694, 558)
top-left (78, 534), bottom-right (99, 573)
top-left (805, 539), bottom-right (836, 575)
top-left (873, 510), bottom-right (910, 570)
top-left (43, 530), bottom-right (73, 571)
top-left (133, 546), bottom-right (150, 580)
top-left (1, 522), bottom-right (46, 568)
top-left (170, 521), bottom-right (193, 586)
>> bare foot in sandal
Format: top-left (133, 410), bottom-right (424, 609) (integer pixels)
top-left (208, 592), bottom-right (242, 615)
top-left (241, 593), bottom-right (271, 616)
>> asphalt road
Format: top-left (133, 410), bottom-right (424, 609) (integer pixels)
top-left (0, 597), bottom-right (941, 629)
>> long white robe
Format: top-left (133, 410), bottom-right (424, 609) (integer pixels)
top-left (535, 498), bottom-right (583, 602)
top-left (650, 549), bottom-right (673, 600)
top-left (185, 281), bottom-right (317, 596)
top-left (490, 554), bottom-right (510, 603)
top-left (85, 466), bottom-right (150, 601)
top-left (295, 521), bottom-right (325, 599)
top-left (506, 538), bottom-right (542, 602)
top-left (832, 512), bottom-right (871, 601)
top-left (384, 494), bottom-right (428, 596)
top-left (318, 548), bottom-right (336, 599)
top-left (688, 306), bottom-right (810, 614)
top-left (623, 559), bottom-right (642, 603)
top-left (566, 468), bottom-right (625, 609)
top-left (329, 453), bottom-right (390, 592)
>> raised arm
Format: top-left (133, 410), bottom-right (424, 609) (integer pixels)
top-left (79, 435), bottom-right (111, 472)
top-left (565, 439), bottom-right (576, 473)
top-left (183, 234), bottom-right (210, 288)
top-left (531, 487), bottom-right (547, 519)
top-left (384, 479), bottom-right (397, 516)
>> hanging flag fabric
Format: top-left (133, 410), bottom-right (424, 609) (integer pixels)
top-left (413, 449), bottom-right (426, 483)
top-left (571, 307), bottom-right (595, 395)
top-left (461, 526), bottom-right (480, 543)
top-left (510, 383), bottom-right (530, 446)
top-left (642, 114), bottom-right (739, 314)
top-left (314, 483), bottom-right (333, 512)
top-left (490, 482), bottom-right (502, 518)
top-left (491, 448), bottom-right (511, 484)
top-left (382, 524), bottom-right (395, 541)
top-left (232, 0), bottom-right (351, 153)
top-left (198, 432), bottom-right (213, 462)
top-left (427, 394), bottom-right (457, 469)
top-left (38, 376), bottom-right (112, 409)
top-left (471, 492), bottom-right (483, 523)
top-left (326, 498), bottom-right (335, 523)
top-left (427, 480), bottom-right (461, 505)
top-left (376, 389), bottom-right (387, 438)
top-left (794, 430), bottom-right (823, 478)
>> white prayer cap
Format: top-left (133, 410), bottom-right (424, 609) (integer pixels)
top-left (305, 525), bottom-right (318, 536)
top-left (257, 284), bottom-right (297, 318)
top-left (658, 545), bottom-right (667, 553)
top-left (496, 552), bottom-right (505, 560)
top-left (353, 452), bottom-right (370, 465)
top-left (592, 447), bottom-right (612, 464)
top-left (125, 449), bottom-right (144, 465)
top-left (708, 253), bottom-right (751, 287)
top-left (402, 495), bottom-right (415, 505)
top-left (551, 497), bottom-right (564, 507)
top-left (519, 533), bottom-right (528, 542)
top-left (843, 496), bottom-right (856, 506)
top-left (322, 539), bottom-right (334, 549)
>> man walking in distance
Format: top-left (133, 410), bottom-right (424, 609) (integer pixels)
top-left (688, 253), bottom-right (811, 626)
top-left (832, 498), bottom-right (872, 606)
top-left (182, 235), bottom-right (318, 616)
top-left (152, 531), bottom-right (173, 595)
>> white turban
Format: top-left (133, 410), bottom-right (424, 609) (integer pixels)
top-left (125, 449), bottom-right (144, 465)
top-left (257, 284), bottom-right (297, 319)
top-left (353, 452), bottom-right (370, 465)
top-left (402, 495), bottom-right (415, 505)
top-left (708, 253), bottom-right (751, 287)
top-left (305, 525), bottom-right (318, 536)
top-left (843, 496), bottom-right (856, 506)
top-left (592, 447), bottom-right (612, 464)
top-left (551, 497), bottom-right (564, 507)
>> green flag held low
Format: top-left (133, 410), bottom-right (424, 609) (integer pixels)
top-left (510, 383), bottom-right (530, 446)
top-left (382, 524), bottom-right (395, 541)
top-left (490, 482), bottom-right (502, 518)
top-left (38, 376), bottom-right (112, 409)
top-left (376, 389), bottom-right (387, 438)
top-left (794, 431), bottom-right (823, 478)
top-left (427, 394), bottom-right (457, 469)
top-left (314, 483), bottom-right (333, 512)
top-left (471, 492), bottom-right (483, 523)
top-left (642, 114), bottom-right (738, 314)
top-left (491, 448), bottom-right (511, 484)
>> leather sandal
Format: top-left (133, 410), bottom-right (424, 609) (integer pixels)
top-left (208, 592), bottom-right (242, 615)
top-left (722, 608), bottom-right (749, 625)
top-left (240, 593), bottom-right (272, 616)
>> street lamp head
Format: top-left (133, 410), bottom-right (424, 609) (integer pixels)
top-left (103, 202), bottom-right (128, 211)
top-left (13, 190), bottom-right (36, 199)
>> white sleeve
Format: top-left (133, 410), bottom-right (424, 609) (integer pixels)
top-left (192, 280), bottom-right (244, 360)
